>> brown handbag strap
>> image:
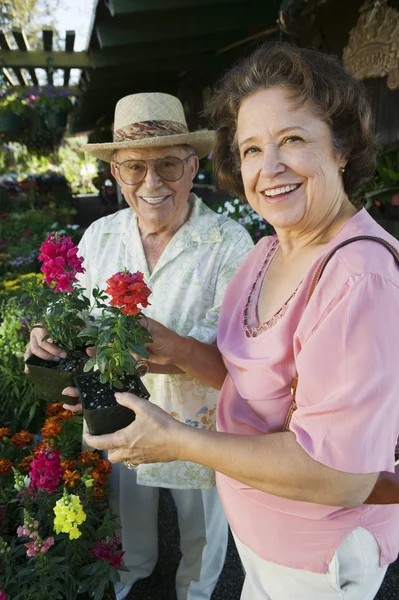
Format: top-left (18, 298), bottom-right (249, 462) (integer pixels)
top-left (283, 235), bottom-right (399, 432)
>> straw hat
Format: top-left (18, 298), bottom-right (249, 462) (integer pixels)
top-left (81, 92), bottom-right (215, 162)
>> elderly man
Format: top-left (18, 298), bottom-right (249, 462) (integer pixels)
top-left (28, 92), bottom-right (253, 600)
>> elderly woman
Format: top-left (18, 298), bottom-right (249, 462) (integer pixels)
top-left (85, 44), bottom-right (399, 599)
top-left (26, 92), bottom-right (253, 600)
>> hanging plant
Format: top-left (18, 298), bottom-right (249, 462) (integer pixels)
top-left (0, 94), bottom-right (26, 140)
top-left (0, 88), bottom-right (75, 156)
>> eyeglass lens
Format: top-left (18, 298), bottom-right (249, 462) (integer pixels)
top-left (119, 157), bottom-right (185, 185)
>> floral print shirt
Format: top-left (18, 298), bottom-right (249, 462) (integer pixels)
top-left (77, 194), bottom-right (253, 488)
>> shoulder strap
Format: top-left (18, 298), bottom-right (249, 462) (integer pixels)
top-left (283, 235), bottom-right (399, 432)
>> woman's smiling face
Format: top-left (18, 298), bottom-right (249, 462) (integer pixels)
top-left (237, 87), bottom-right (347, 236)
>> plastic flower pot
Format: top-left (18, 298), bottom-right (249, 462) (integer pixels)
top-left (74, 371), bottom-right (150, 436)
top-left (0, 112), bottom-right (21, 134)
top-left (25, 351), bottom-right (88, 405)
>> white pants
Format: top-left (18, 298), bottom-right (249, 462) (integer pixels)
top-left (109, 463), bottom-right (228, 600)
top-left (234, 528), bottom-right (388, 600)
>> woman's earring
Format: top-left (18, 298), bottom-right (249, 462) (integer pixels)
top-left (339, 166), bottom-right (345, 173)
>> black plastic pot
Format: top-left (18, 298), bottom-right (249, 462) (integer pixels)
top-left (25, 352), bottom-right (87, 405)
top-left (74, 371), bottom-right (150, 436)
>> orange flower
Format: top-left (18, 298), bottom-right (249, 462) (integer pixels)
top-left (46, 403), bottom-right (65, 417)
top-left (61, 460), bottom-right (76, 472)
top-left (91, 485), bottom-right (104, 501)
top-left (63, 469), bottom-right (81, 488)
top-left (0, 427), bottom-right (12, 442)
top-left (89, 469), bottom-right (106, 486)
top-left (78, 450), bottom-right (99, 465)
top-left (18, 455), bottom-right (35, 473)
top-left (34, 440), bottom-right (50, 454)
top-left (11, 430), bottom-right (34, 448)
top-left (0, 459), bottom-right (13, 475)
top-left (56, 410), bottom-right (74, 422)
top-left (41, 418), bottom-right (62, 439)
top-left (96, 459), bottom-right (112, 474)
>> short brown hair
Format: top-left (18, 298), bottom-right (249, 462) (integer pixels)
top-left (207, 42), bottom-right (377, 200)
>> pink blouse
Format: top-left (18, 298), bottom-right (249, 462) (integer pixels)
top-left (216, 209), bottom-right (399, 573)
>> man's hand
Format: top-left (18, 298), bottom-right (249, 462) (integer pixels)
top-left (24, 326), bottom-right (67, 373)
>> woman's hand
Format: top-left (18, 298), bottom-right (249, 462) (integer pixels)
top-left (24, 326), bottom-right (67, 373)
top-left (84, 392), bottom-right (183, 465)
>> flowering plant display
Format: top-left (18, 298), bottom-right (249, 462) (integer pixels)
top-left (21, 233), bottom-right (92, 352)
top-left (213, 198), bottom-right (274, 242)
top-left (0, 403), bottom-right (123, 600)
top-left (79, 270), bottom-right (152, 388)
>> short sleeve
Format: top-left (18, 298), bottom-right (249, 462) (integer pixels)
top-left (290, 273), bottom-right (399, 474)
top-left (187, 227), bottom-right (253, 344)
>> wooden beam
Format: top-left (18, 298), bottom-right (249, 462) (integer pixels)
top-left (65, 30), bottom-right (75, 52)
top-left (0, 30), bottom-right (12, 50)
top-left (89, 54), bottom-right (229, 82)
top-left (42, 28), bottom-right (53, 52)
top-left (42, 28), bottom-right (54, 84)
top-left (1, 67), bottom-right (15, 86)
top-left (13, 68), bottom-right (29, 86)
top-left (96, 4), bottom-right (276, 47)
top-left (0, 29), bottom-right (28, 87)
top-left (0, 50), bottom-right (91, 69)
top-left (11, 85), bottom-right (81, 95)
top-left (90, 32), bottom-right (241, 68)
top-left (108, 0), bottom-right (244, 16)
top-left (64, 30), bottom-right (76, 86)
top-left (11, 28), bottom-right (39, 86)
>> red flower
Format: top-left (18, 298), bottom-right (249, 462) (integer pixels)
top-left (91, 537), bottom-right (124, 567)
top-left (11, 430), bottom-right (34, 448)
top-left (38, 233), bottom-right (85, 293)
top-left (105, 271), bottom-right (151, 316)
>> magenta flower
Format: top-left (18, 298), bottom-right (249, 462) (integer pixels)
top-left (38, 234), bottom-right (85, 292)
top-left (29, 446), bottom-right (63, 493)
top-left (0, 590), bottom-right (6, 600)
top-left (91, 536), bottom-right (124, 568)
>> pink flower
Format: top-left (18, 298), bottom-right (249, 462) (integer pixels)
top-left (25, 540), bottom-right (39, 557)
top-left (29, 446), bottom-right (63, 493)
top-left (38, 234), bottom-right (85, 293)
top-left (41, 537), bottom-right (54, 553)
top-left (0, 590), bottom-right (6, 600)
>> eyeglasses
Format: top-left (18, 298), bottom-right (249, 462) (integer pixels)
top-left (114, 154), bottom-right (196, 186)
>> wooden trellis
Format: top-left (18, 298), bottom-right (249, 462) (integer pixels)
top-left (0, 28), bottom-right (92, 94)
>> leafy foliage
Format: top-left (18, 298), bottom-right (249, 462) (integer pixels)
top-left (79, 287), bottom-right (152, 388)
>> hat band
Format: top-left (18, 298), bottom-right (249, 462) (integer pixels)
top-left (114, 120), bottom-right (188, 142)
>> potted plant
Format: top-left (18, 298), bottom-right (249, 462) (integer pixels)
top-left (22, 233), bottom-right (93, 405)
top-left (25, 87), bottom-right (73, 131)
top-left (74, 270), bottom-right (152, 436)
top-left (0, 94), bottom-right (25, 137)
